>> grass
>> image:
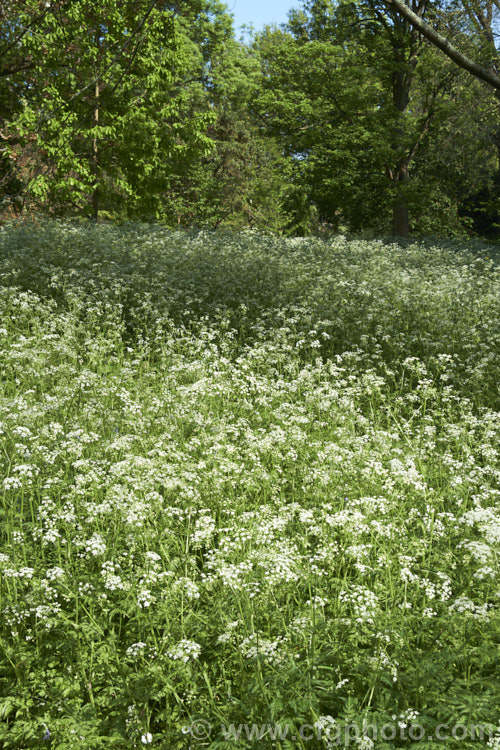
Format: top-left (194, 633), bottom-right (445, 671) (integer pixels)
top-left (0, 220), bottom-right (499, 749)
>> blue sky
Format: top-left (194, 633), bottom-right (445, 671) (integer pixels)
top-left (227, 0), bottom-right (300, 32)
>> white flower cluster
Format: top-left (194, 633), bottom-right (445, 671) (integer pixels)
top-left (101, 561), bottom-right (127, 591)
top-left (44, 567), bottom-right (65, 581)
top-left (239, 633), bottom-right (287, 666)
top-left (2, 567), bottom-right (34, 579)
top-left (449, 596), bottom-right (492, 620)
top-left (460, 507), bottom-right (500, 545)
top-left (339, 585), bottom-right (379, 624)
top-left (313, 715), bottom-right (337, 733)
top-left (217, 620), bottom-right (239, 644)
top-left (394, 708), bottom-right (420, 728)
top-left (126, 642), bottom-right (147, 657)
top-left (137, 589), bottom-right (153, 609)
top-left (356, 737), bottom-right (374, 750)
top-left (167, 639), bottom-right (201, 663)
top-left (459, 540), bottom-right (493, 564)
top-left (474, 566), bottom-right (496, 580)
top-left (174, 577), bottom-right (200, 600)
top-left (3, 476), bottom-right (22, 490)
top-left (190, 514), bottom-right (216, 548)
top-left (306, 595), bottom-right (328, 608)
top-left (82, 533), bottom-right (106, 557)
top-left (487, 731), bottom-right (500, 750)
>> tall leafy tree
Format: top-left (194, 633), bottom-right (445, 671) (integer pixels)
top-left (255, 0), bottom-right (498, 235)
top-left (256, 1), bottom-right (433, 234)
top-left (0, 1), bottom-right (56, 213)
top-left (255, 16), bottom-right (392, 233)
top-left (2, 0), bottom-right (231, 220)
top-left (363, 0), bottom-right (432, 235)
top-left (127, 35), bottom-right (288, 229)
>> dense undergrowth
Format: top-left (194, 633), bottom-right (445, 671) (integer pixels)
top-left (0, 222), bottom-right (499, 749)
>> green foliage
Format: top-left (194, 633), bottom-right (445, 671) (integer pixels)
top-left (1, 0), bottom-right (499, 235)
top-left (0, 221), bottom-right (499, 747)
top-left (254, 0), bottom-right (500, 236)
top-left (138, 38), bottom-right (288, 230)
top-left (254, 7), bottom-right (411, 233)
top-left (1, 1), bottom-right (232, 219)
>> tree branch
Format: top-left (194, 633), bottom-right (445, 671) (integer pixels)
top-left (383, 0), bottom-right (500, 91)
top-left (0, 59), bottom-right (34, 77)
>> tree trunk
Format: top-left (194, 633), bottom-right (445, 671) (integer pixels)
top-left (92, 77), bottom-right (99, 222)
top-left (382, 1), bottom-right (429, 237)
top-left (391, 71), bottom-right (412, 237)
top-left (392, 162), bottom-right (410, 238)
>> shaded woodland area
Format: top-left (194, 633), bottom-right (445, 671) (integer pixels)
top-left (1, 0), bottom-right (499, 237)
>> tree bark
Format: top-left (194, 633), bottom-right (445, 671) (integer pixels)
top-left (92, 77), bottom-right (99, 222)
top-left (390, 37), bottom-right (416, 237)
top-left (392, 160), bottom-right (410, 236)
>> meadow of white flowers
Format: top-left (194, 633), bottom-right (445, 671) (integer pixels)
top-left (0, 222), bottom-right (498, 749)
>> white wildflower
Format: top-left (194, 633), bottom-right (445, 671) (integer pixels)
top-left (167, 639), bottom-right (201, 663)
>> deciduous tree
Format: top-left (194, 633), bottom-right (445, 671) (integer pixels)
top-left (1, 0), bottom-right (231, 220)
